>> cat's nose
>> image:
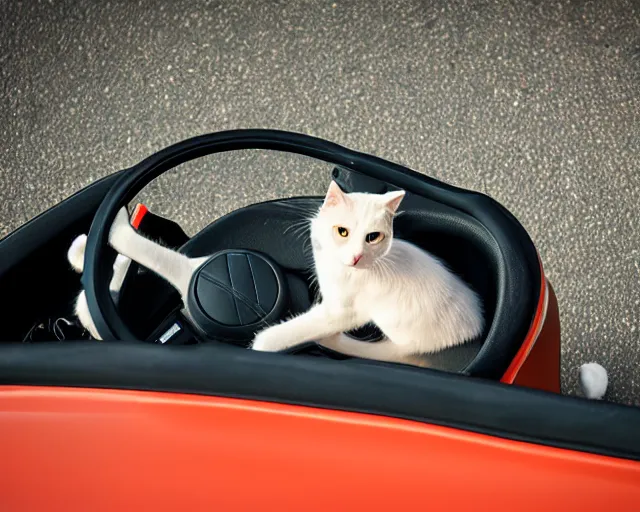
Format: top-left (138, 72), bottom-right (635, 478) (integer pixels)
top-left (352, 254), bottom-right (362, 266)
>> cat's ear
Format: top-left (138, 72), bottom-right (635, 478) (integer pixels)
top-left (381, 190), bottom-right (405, 214)
top-left (322, 180), bottom-right (348, 208)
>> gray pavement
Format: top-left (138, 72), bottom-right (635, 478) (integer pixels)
top-left (1, 0), bottom-right (639, 404)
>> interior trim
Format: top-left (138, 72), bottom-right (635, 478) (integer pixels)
top-left (501, 257), bottom-right (548, 383)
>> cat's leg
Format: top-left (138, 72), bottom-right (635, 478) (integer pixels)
top-left (68, 234), bottom-right (88, 273)
top-left (67, 209), bottom-right (208, 340)
top-left (68, 234), bottom-right (126, 339)
top-left (318, 333), bottom-right (431, 368)
top-left (110, 254), bottom-right (132, 294)
top-left (74, 290), bottom-right (101, 340)
top-left (109, 207), bottom-right (206, 297)
top-left (251, 304), bottom-right (359, 352)
top-left (72, 255), bottom-right (132, 340)
top-left (68, 233), bottom-right (131, 293)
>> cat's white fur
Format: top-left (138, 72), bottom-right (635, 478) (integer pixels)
top-left (67, 234), bottom-right (132, 339)
top-left (251, 181), bottom-right (485, 366)
top-left (579, 362), bottom-right (608, 399)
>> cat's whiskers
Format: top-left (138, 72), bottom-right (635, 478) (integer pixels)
top-left (385, 257), bottom-right (401, 281)
top-left (282, 214), bottom-right (319, 297)
top-left (379, 259), bottom-right (395, 280)
top-left (283, 217), bottom-right (312, 237)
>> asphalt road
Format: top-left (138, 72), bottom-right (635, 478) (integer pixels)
top-left (1, 0), bottom-right (639, 404)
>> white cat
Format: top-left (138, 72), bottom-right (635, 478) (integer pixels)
top-left (250, 181), bottom-right (485, 366)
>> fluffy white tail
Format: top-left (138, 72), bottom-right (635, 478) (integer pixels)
top-left (579, 362), bottom-right (608, 400)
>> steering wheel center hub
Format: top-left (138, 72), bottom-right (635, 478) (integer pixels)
top-left (187, 249), bottom-right (288, 343)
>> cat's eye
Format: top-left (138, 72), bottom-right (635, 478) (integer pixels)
top-left (366, 232), bottom-right (384, 244)
top-left (335, 226), bottom-right (349, 238)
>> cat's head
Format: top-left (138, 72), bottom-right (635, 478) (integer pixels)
top-left (311, 181), bottom-right (405, 269)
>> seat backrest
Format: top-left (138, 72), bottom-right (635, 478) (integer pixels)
top-left (334, 167), bottom-right (542, 380)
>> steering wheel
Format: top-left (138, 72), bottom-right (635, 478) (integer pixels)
top-left (82, 130), bottom-right (419, 342)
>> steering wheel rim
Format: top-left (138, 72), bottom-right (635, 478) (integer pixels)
top-left (82, 129), bottom-right (445, 342)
